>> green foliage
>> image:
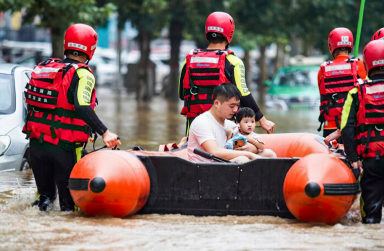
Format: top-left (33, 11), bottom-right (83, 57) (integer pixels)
top-left (2, 0), bottom-right (384, 56)
top-left (227, 0), bottom-right (384, 54)
top-left (0, 0), bottom-right (115, 32)
top-left (181, 0), bottom-right (225, 48)
top-left (111, 0), bottom-right (167, 32)
top-left (0, 0), bottom-right (115, 57)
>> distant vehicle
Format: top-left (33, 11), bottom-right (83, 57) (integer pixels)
top-left (0, 64), bottom-right (33, 171)
top-left (265, 65), bottom-right (320, 109)
top-left (123, 51), bottom-right (185, 94)
top-left (289, 55), bottom-right (326, 66)
top-left (88, 53), bottom-right (117, 87)
top-left (16, 49), bottom-right (117, 87)
top-left (15, 51), bottom-right (48, 69)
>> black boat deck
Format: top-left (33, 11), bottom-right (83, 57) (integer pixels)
top-left (137, 154), bottom-right (298, 218)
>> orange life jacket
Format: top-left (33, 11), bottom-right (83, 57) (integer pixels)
top-left (23, 58), bottom-right (96, 151)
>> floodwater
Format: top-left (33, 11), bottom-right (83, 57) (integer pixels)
top-left (1, 88), bottom-right (383, 250)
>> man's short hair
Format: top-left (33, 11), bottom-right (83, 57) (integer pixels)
top-left (206, 32), bottom-right (228, 44)
top-left (236, 107), bottom-right (255, 123)
top-left (213, 83), bottom-right (241, 104)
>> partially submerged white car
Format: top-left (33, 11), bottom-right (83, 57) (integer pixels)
top-left (0, 64), bottom-right (32, 171)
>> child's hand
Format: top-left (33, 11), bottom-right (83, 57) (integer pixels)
top-left (255, 137), bottom-right (265, 145)
top-left (236, 142), bottom-right (258, 153)
top-left (245, 136), bottom-right (264, 152)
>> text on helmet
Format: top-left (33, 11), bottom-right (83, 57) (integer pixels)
top-left (68, 42), bottom-right (87, 51)
top-left (207, 26), bottom-right (224, 32)
top-left (373, 60), bottom-right (384, 66)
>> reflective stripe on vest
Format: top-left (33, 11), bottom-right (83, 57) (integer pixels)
top-left (318, 59), bottom-right (358, 128)
top-left (355, 80), bottom-right (384, 158)
top-left (25, 92), bottom-right (58, 105)
top-left (26, 83), bottom-right (59, 97)
top-left (23, 58), bottom-right (95, 146)
top-left (181, 49), bottom-right (233, 118)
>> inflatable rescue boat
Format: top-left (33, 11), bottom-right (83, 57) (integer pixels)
top-left (69, 133), bottom-right (360, 224)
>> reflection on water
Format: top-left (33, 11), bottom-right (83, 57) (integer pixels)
top-left (0, 89), bottom-right (382, 250)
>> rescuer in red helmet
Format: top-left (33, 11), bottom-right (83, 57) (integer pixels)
top-left (340, 40), bottom-right (384, 224)
top-left (371, 28), bottom-right (384, 41)
top-left (179, 12), bottom-right (275, 139)
top-left (317, 28), bottom-right (367, 142)
top-left (24, 24), bottom-right (121, 212)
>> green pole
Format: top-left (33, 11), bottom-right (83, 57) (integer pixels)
top-left (354, 0), bottom-right (366, 58)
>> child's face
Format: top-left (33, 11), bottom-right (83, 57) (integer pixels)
top-left (239, 116), bottom-right (256, 134)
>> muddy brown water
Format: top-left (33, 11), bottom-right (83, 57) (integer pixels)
top-left (0, 89), bottom-right (383, 250)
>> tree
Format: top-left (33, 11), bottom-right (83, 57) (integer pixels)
top-left (162, 0), bottom-right (216, 100)
top-left (229, 0), bottom-right (291, 104)
top-left (112, 0), bottom-right (167, 101)
top-left (162, 0), bottom-right (225, 100)
top-left (0, 0), bottom-right (115, 58)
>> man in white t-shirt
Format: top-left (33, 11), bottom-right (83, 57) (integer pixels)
top-left (188, 83), bottom-right (260, 163)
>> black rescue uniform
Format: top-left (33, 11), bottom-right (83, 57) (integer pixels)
top-left (30, 58), bottom-right (107, 211)
top-left (179, 49), bottom-right (263, 134)
top-left (340, 73), bottom-right (384, 223)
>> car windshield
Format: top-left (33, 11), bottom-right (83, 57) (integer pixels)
top-left (0, 74), bottom-right (15, 115)
top-left (273, 69), bottom-right (318, 87)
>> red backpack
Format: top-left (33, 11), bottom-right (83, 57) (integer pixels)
top-left (23, 58), bottom-right (96, 150)
top-left (355, 79), bottom-right (384, 159)
top-left (181, 49), bottom-right (234, 118)
top-left (318, 59), bottom-right (358, 130)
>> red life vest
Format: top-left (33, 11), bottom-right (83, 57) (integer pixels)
top-left (23, 58), bottom-right (96, 150)
top-left (355, 79), bottom-right (384, 159)
top-left (180, 49), bottom-right (234, 118)
top-left (318, 59), bottom-right (358, 130)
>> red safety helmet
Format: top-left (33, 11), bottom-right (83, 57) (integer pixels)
top-left (371, 28), bottom-right (384, 41)
top-left (64, 24), bottom-right (98, 60)
top-left (328, 28), bottom-right (353, 55)
top-left (363, 40), bottom-right (384, 77)
top-left (205, 12), bottom-right (235, 44)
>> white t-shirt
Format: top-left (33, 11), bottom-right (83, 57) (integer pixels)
top-left (188, 111), bottom-right (236, 163)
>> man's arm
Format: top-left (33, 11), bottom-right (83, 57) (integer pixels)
top-left (74, 68), bottom-right (120, 148)
top-left (201, 140), bottom-right (258, 160)
top-left (239, 95), bottom-right (264, 121)
top-left (317, 68), bottom-right (322, 87)
top-left (178, 59), bottom-right (186, 100)
top-left (356, 60), bottom-right (367, 80)
top-left (73, 68), bottom-right (107, 136)
top-left (340, 87), bottom-right (359, 162)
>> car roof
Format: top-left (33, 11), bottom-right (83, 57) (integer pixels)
top-left (0, 64), bottom-right (32, 74)
top-left (278, 65), bottom-right (319, 71)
